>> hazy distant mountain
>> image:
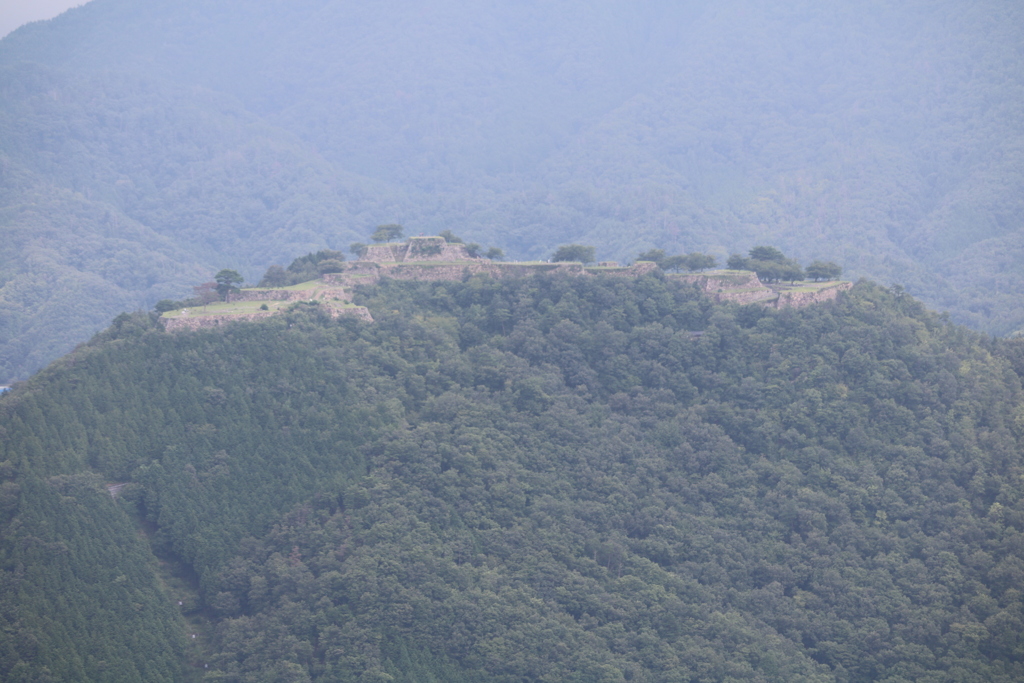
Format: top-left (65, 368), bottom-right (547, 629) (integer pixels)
top-left (1, 0), bottom-right (1022, 380)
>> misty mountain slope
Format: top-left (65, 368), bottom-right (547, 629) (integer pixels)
top-left (521, 0), bottom-right (1024, 323)
top-left (1, 0), bottom-right (711, 185)
top-left (1, 0), bottom-right (1023, 380)
top-left (0, 63), bottom-right (397, 379)
top-left (0, 149), bottom-right (205, 380)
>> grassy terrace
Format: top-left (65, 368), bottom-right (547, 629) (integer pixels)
top-left (390, 261), bottom-right (480, 266)
top-left (162, 299), bottom-right (359, 319)
top-left (772, 280), bottom-right (846, 293)
top-left (382, 260), bottom-right (570, 268)
top-left (241, 280), bottom-right (327, 292)
top-left (162, 300), bottom-right (287, 318)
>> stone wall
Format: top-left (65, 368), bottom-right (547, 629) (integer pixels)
top-left (402, 237), bottom-right (485, 262)
top-left (773, 281), bottom-right (852, 308)
top-left (231, 287), bottom-right (349, 302)
top-left (360, 239), bottom-right (485, 264)
top-left (332, 260), bottom-right (660, 284)
top-left (323, 263), bottom-right (382, 286)
top-left (162, 312), bottom-right (275, 332)
top-left (671, 271), bottom-right (777, 304)
top-left (347, 261), bottom-right (588, 282)
top-left (361, 244), bottom-right (404, 262)
top-left (162, 304), bottom-right (372, 332)
top-left (323, 259), bottom-right (854, 321)
top-left (591, 262), bottom-right (658, 277)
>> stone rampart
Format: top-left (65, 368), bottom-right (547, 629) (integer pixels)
top-left (162, 312), bottom-right (275, 332)
top-left (231, 287), bottom-right (349, 302)
top-left (323, 263), bottom-right (382, 286)
top-left (361, 244), bottom-right (403, 262)
top-left (587, 262), bottom-right (659, 277)
top-left (336, 260), bottom-right (663, 283)
top-left (670, 271), bottom-right (777, 304)
top-left (360, 239), bottom-right (486, 264)
top-left (368, 261), bottom-right (586, 282)
top-left (773, 281), bottom-right (852, 308)
top-left (162, 304), bottom-right (371, 332)
top-left (404, 243), bottom-right (484, 262)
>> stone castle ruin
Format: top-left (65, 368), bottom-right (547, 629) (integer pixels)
top-left (335, 235), bottom-right (851, 308)
top-left (162, 235), bottom-right (850, 332)
top-left (360, 236), bottom-right (483, 263)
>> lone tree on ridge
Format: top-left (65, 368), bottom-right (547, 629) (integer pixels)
top-left (684, 253), bottom-right (717, 272)
top-left (214, 269), bottom-right (244, 301)
top-left (805, 260), bottom-right (842, 281)
top-left (551, 244), bottom-right (596, 264)
top-left (371, 224), bottom-right (404, 243)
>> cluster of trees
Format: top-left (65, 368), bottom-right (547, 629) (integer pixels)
top-left (637, 249), bottom-right (718, 272)
top-left (154, 268), bottom-right (248, 313)
top-left (438, 230), bottom-right (504, 260)
top-left (550, 244), bottom-right (596, 263)
top-left (159, 250), bottom-right (358, 313)
top-left (348, 225), bottom-right (407, 258)
top-left (258, 250), bottom-right (348, 287)
top-left (3, 273), bottom-right (1024, 681)
top-left (726, 246), bottom-right (842, 283)
top-left (548, 244), bottom-right (841, 282)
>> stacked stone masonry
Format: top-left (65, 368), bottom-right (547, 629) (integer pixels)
top-left (162, 305), bottom-right (372, 331)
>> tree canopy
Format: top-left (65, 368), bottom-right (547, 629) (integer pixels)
top-left (371, 224), bottom-right (404, 243)
top-left (806, 260), bottom-right (843, 281)
top-left (214, 269), bottom-right (244, 300)
top-left (729, 247), bottom-right (805, 283)
top-left (551, 244), bottom-right (596, 263)
top-left (3, 275), bottom-right (1024, 681)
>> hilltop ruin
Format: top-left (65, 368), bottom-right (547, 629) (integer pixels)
top-left (331, 236), bottom-right (851, 308)
top-left (161, 236), bottom-right (850, 331)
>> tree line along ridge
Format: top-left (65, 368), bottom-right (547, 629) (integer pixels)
top-left (153, 228), bottom-right (850, 332)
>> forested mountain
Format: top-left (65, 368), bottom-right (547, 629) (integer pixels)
top-left (1, 0), bottom-right (1023, 381)
top-left (2, 275), bottom-right (1024, 681)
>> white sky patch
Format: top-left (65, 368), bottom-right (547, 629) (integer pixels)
top-left (0, 0), bottom-right (85, 40)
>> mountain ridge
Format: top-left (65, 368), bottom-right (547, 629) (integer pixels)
top-left (1, 0), bottom-right (1023, 382)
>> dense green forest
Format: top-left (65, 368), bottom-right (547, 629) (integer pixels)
top-left (2, 274), bottom-right (1024, 681)
top-left (1, 0), bottom-right (1023, 380)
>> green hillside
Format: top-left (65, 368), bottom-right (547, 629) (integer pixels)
top-left (2, 275), bottom-right (1024, 681)
top-left (0, 0), bottom-right (1022, 380)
